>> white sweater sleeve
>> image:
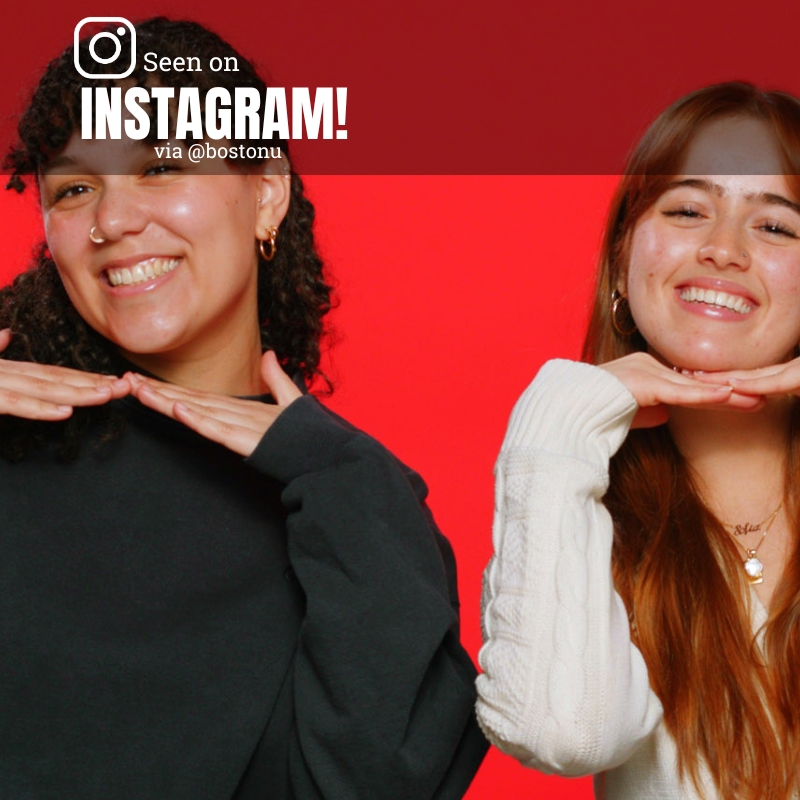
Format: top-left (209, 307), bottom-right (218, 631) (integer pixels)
top-left (476, 359), bottom-right (663, 777)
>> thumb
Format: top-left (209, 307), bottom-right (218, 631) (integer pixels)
top-left (260, 350), bottom-right (302, 406)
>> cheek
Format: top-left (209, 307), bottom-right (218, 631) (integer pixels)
top-left (156, 188), bottom-right (255, 251)
top-left (160, 193), bottom-right (195, 223)
top-left (624, 226), bottom-right (683, 343)
top-left (766, 255), bottom-right (800, 331)
top-left (767, 253), bottom-right (800, 293)
top-left (626, 222), bottom-right (691, 303)
top-left (154, 195), bottom-right (203, 242)
top-left (625, 227), bottom-right (661, 302)
top-left (44, 216), bottom-right (91, 283)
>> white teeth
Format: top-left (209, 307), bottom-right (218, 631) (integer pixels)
top-left (679, 287), bottom-right (752, 314)
top-left (107, 257), bottom-right (179, 287)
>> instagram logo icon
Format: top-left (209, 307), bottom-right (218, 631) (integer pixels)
top-left (74, 17), bottom-right (136, 79)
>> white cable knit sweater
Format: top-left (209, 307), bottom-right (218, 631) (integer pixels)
top-left (476, 359), bottom-right (768, 799)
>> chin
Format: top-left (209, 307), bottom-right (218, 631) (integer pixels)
top-left (649, 345), bottom-right (744, 373)
top-left (102, 318), bottom-right (184, 354)
top-left (673, 352), bottom-right (792, 373)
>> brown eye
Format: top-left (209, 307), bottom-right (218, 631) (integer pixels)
top-left (760, 221), bottom-right (797, 238)
top-left (144, 161), bottom-right (183, 177)
top-left (51, 182), bottom-right (93, 204)
top-left (662, 207), bottom-right (702, 219)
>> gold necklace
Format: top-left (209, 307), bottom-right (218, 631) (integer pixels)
top-left (721, 502), bottom-right (784, 585)
top-left (721, 501), bottom-right (784, 537)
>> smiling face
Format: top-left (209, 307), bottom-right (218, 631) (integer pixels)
top-left (39, 133), bottom-right (289, 393)
top-left (625, 116), bottom-right (800, 372)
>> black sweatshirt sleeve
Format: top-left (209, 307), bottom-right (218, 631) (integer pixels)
top-left (246, 395), bottom-right (487, 800)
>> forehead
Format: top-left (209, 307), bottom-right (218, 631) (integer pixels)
top-left (679, 116), bottom-right (785, 177)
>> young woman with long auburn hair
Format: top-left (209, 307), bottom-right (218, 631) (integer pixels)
top-left (476, 82), bottom-right (800, 799)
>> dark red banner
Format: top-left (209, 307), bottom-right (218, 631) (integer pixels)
top-left (1, 0), bottom-right (797, 174)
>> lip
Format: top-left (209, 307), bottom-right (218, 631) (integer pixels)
top-left (100, 254), bottom-right (182, 295)
top-left (675, 276), bottom-right (759, 307)
top-left (674, 276), bottom-right (758, 321)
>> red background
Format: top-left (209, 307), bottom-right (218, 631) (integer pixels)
top-left (2, 0), bottom-right (799, 797)
top-left (0, 174), bottom-right (613, 800)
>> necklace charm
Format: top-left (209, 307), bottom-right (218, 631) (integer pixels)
top-left (709, 498), bottom-right (783, 587)
top-left (743, 550), bottom-right (764, 585)
top-left (732, 522), bottom-right (762, 536)
top-left (723, 501), bottom-right (783, 537)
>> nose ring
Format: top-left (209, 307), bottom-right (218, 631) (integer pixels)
top-left (89, 226), bottom-right (106, 244)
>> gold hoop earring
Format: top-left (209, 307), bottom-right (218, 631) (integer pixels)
top-left (611, 290), bottom-right (637, 337)
top-left (258, 226), bottom-right (278, 262)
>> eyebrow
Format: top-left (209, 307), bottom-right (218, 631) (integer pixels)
top-left (665, 178), bottom-right (800, 217)
top-left (40, 155), bottom-right (81, 175)
top-left (40, 136), bottom-right (158, 176)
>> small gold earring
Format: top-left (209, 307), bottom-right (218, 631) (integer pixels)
top-left (258, 226), bottom-right (278, 261)
top-left (611, 290), bottom-right (637, 337)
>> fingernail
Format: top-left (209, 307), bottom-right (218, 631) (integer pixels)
top-left (56, 405), bottom-right (71, 412)
top-left (94, 384), bottom-right (112, 393)
top-left (110, 378), bottom-right (129, 391)
top-left (714, 385), bottom-right (732, 392)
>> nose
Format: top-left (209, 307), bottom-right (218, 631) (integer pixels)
top-left (92, 179), bottom-right (149, 242)
top-left (697, 219), bottom-right (749, 270)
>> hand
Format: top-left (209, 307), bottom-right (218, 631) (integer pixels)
top-left (690, 356), bottom-right (800, 400)
top-left (600, 352), bottom-right (763, 428)
top-left (127, 350), bottom-right (303, 457)
top-left (0, 328), bottom-right (131, 420)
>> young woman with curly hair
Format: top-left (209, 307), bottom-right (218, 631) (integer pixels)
top-left (0, 18), bottom-right (486, 800)
top-left (477, 82), bottom-right (800, 799)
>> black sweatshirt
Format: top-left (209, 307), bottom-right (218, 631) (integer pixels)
top-left (0, 393), bottom-right (487, 799)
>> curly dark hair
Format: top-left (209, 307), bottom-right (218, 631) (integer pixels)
top-left (2, 17), bottom-right (333, 460)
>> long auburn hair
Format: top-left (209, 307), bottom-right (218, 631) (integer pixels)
top-left (583, 82), bottom-right (800, 799)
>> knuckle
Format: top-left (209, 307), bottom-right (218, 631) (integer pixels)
top-left (217, 421), bottom-right (235, 438)
top-left (0, 390), bottom-right (21, 408)
top-left (32, 376), bottom-right (51, 393)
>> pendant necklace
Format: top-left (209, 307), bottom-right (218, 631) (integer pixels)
top-left (721, 501), bottom-right (783, 585)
